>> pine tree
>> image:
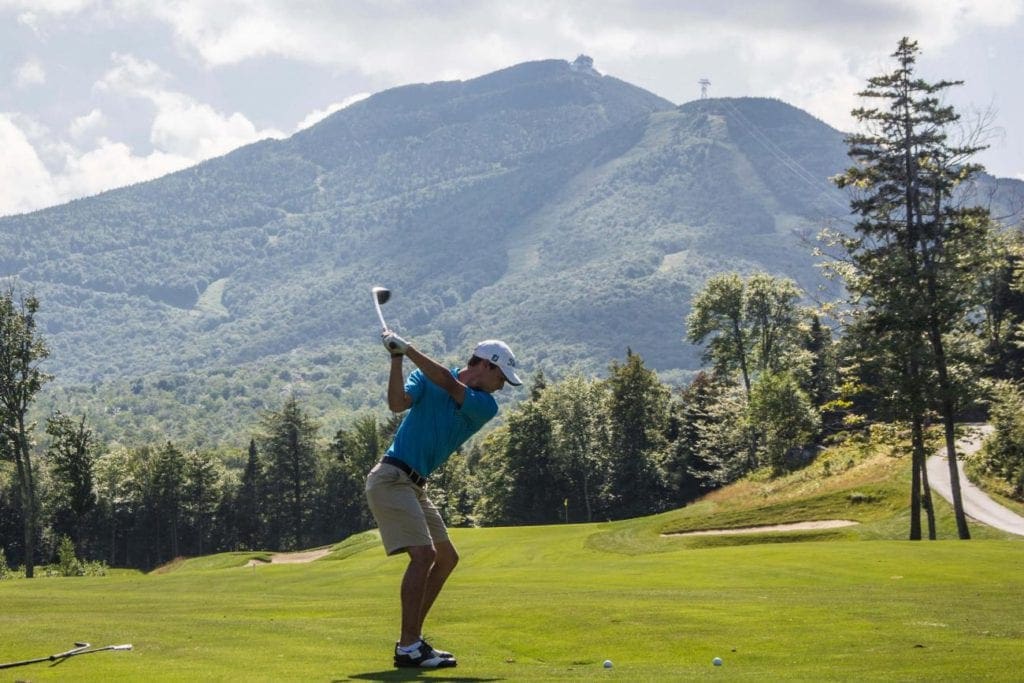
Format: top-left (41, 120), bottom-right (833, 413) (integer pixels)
top-left (258, 396), bottom-right (320, 550)
top-left (834, 37), bottom-right (993, 539)
top-left (45, 412), bottom-right (96, 557)
top-left (602, 351), bottom-right (671, 518)
top-left (235, 439), bottom-right (262, 550)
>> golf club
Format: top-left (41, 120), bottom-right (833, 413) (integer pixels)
top-left (0, 642), bottom-right (132, 670)
top-left (371, 286), bottom-right (391, 331)
top-left (372, 286), bottom-right (402, 352)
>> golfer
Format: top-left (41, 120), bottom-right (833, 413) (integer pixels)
top-left (365, 331), bottom-right (522, 669)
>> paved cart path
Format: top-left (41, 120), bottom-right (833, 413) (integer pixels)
top-left (926, 425), bottom-right (1024, 536)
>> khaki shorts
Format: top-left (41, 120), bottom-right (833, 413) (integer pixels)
top-left (365, 461), bottom-right (449, 555)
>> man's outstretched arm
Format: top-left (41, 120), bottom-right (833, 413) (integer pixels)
top-left (384, 332), bottom-right (466, 407)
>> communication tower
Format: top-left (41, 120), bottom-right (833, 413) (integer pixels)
top-left (699, 78), bottom-right (711, 99)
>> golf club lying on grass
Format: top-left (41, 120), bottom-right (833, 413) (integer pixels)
top-left (372, 286), bottom-right (402, 352)
top-left (0, 642), bottom-right (133, 670)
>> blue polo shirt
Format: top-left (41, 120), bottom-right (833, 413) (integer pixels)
top-left (385, 368), bottom-right (498, 477)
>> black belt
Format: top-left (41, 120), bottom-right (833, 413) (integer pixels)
top-left (380, 456), bottom-right (427, 487)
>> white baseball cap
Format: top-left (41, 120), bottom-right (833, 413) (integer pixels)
top-left (473, 339), bottom-right (522, 386)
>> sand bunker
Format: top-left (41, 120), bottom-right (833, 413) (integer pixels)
top-left (245, 547), bottom-right (331, 567)
top-left (663, 520), bottom-right (859, 537)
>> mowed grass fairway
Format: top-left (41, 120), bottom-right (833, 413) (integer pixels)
top-left (2, 445), bottom-right (1023, 681)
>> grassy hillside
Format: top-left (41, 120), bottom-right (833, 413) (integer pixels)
top-left (2, 444), bottom-right (1022, 681)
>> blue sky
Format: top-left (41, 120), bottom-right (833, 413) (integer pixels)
top-left (2, 0), bottom-right (1022, 218)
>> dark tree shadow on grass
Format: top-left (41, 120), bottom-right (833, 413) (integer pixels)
top-left (340, 672), bottom-right (503, 682)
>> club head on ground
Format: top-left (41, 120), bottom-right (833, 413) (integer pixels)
top-left (372, 286), bottom-right (391, 305)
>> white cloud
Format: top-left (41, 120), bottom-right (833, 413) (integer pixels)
top-left (94, 52), bottom-right (169, 93)
top-left (93, 52), bottom-right (284, 156)
top-left (14, 59), bottom-right (46, 87)
top-left (295, 93), bottom-right (370, 132)
top-left (118, 0), bottom-right (1022, 155)
top-left (0, 49), bottom-right (287, 217)
top-left (0, 114), bottom-right (59, 216)
top-left (15, 11), bottom-right (40, 32)
top-left (3, 0), bottom-right (1022, 215)
top-left (68, 108), bottom-right (106, 140)
top-left (54, 137), bottom-right (191, 200)
top-left (0, 113), bottom-right (199, 218)
top-left (5, 0), bottom-right (98, 15)
top-left (138, 1), bottom-right (1021, 72)
top-left (148, 91), bottom-right (284, 158)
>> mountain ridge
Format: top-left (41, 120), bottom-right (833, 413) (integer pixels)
top-left (3, 57), bottom-right (1022, 444)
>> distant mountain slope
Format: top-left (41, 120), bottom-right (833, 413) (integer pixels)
top-left (2, 57), bottom-right (1021, 444)
top-left (2, 57), bottom-right (673, 385)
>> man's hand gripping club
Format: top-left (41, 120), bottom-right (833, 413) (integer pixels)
top-left (382, 330), bottom-right (409, 356)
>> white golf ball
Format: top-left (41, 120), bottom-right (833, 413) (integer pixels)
top-left (712, 657), bottom-right (723, 666)
top-left (603, 659), bottom-right (613, 668)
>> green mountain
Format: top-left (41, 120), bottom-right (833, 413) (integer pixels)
top-left (3, 56), bottom-right (1021, 445)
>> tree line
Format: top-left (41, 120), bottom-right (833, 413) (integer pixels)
top-left (0, 329), bottom-right (832, 574)
top-left (4, 37), bottom-right (1024, 576)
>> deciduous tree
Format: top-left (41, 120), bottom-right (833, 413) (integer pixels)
top-left (0, 288), bottom-right (50, 577)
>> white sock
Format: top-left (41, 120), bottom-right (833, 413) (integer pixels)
top-left (398, 640), bottom-right (422, 653)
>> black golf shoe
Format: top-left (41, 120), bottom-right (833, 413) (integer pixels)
top-left (420, 637), bottom-right (454, 660)
top-left (393, 641), bottom-right (457, 668)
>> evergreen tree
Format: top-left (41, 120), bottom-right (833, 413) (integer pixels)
top-left (602, 350), bottom-right (671, 518)
top-left (978, 230), bottom-right (1024, 380)
top-left (181, 449), bottom-right (223, 556)
top-left (429, 450), bottom-right (477, 527)
top-left (839, 310), bottom-right (940, 539)
top-left (258, 396), bottom-right (320, 550)
top-left (235, 439), bottom-right (262, 550)
top-left (151, 442), bottom-right (186, 562)
top-left (92, 447), bottom-right (135, 566)
top-left (834, 37), bottom-right (993, 539)
top-left (802, 315), bottom-right (837, 410)
top-left (44, 412), bottom-right (97, 557)
top-left (474, 400), bottom-right (562, 525)
top-left (320, 415), bottom-right (382, 542)
top-left (665, 372), bottom-right (721, 501)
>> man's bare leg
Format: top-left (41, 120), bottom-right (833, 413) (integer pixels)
top-left (400, 544), bottom-right (436, 646)
top-left (420, 540), bottom-right (459, 630)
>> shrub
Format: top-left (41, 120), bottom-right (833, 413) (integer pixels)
top-left (848, 491), bottom-right (879, 504)
top-left (0, 547), bottom-right (12, 580)
top-left (44, 536), bottom-right (108, 578)
top-left (80, 560), bottom-right (109, 577)
top-left (55, 535), bottom-right (83, 577)
top-left (975, 381), bottom-right (1024, 500)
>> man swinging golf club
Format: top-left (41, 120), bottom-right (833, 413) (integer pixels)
top-left (365, 319), bottom-right (521, 669)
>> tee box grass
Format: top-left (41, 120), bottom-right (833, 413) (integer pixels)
top-left (2, 444), bottom-right (1022, 681)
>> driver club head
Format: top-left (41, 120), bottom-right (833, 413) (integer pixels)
top-left (372, 286), bottom-right (391, 305)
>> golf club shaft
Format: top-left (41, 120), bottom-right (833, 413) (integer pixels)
top-left (0, 642), bottom-right (88, 669)
top-left (0, 643), bottom-right (130, 670)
